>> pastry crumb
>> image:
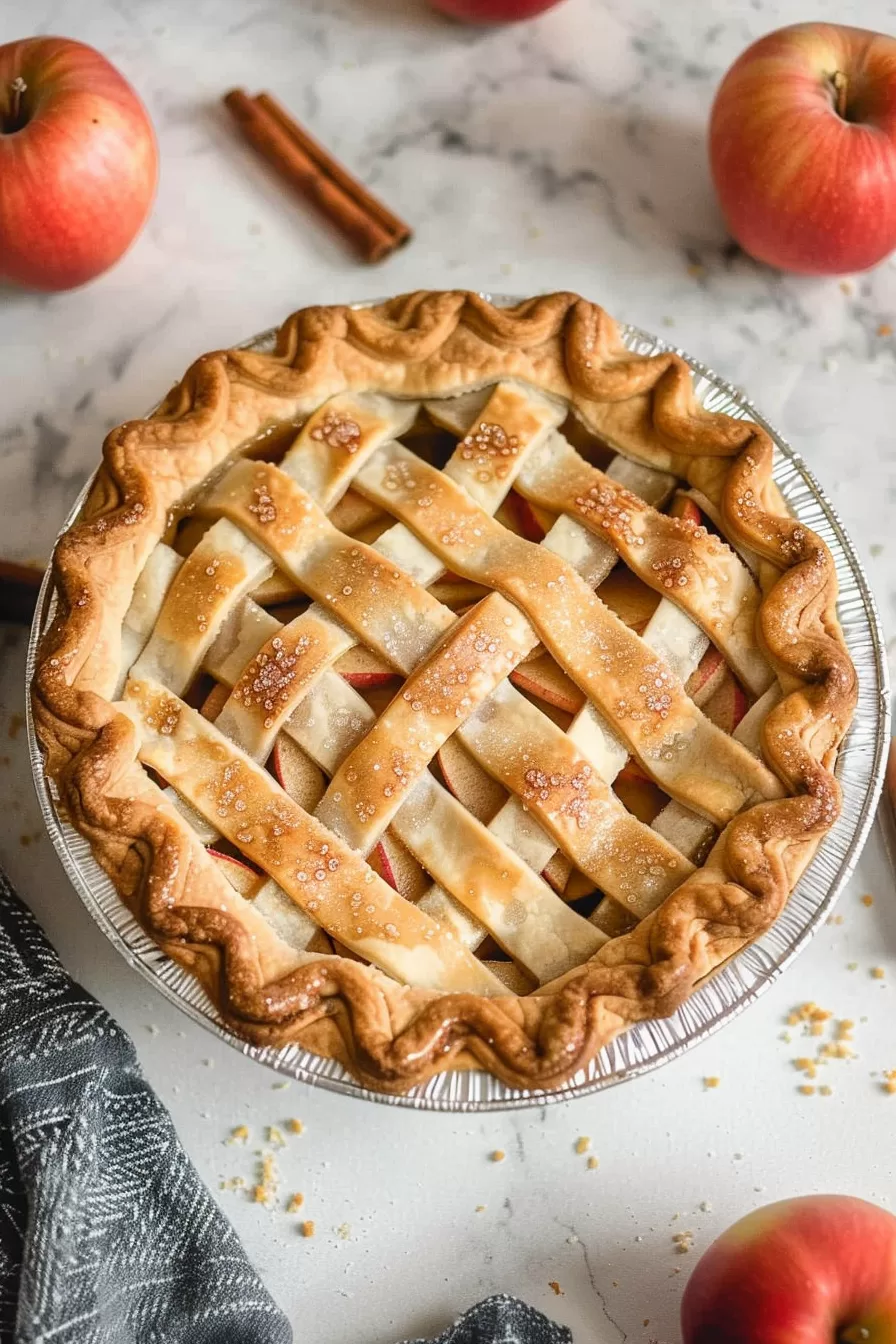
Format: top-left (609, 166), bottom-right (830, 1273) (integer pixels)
top-left (267, 1126), bottom-right (286, 1148)
top-left (219, 1176), bottom-right (246, 1191)
top-left (272, 1081), bottom-right (291, 1090)
top-left (490, 1149), bottom-right (506, 1163)
top-left (252, 1151), bottom-right (279, 1207)
top-left (287, 1193), bottom-right (304, 1213)
top-left (336, 1222), bottom-right (351, 1240)
top-left (300, 1220), bottom-right (315, 1238)
top-left (574, 1136), bottom-right (591, 1155)
top-left (703, 1076), bottom-right (720, 1089)
top-left (288, 1119), bottom-right (304, 1135)
top-left (228, 1125), bottom-right (250, 1144)
top-left (672, 1231), bottom-right (694, 1254)
top-left (475, 1204), bottom-right (486, 1213)
top-left (861, 894), bottom-right (874, 907)
top-left (548, 1281), bottom-right (563, 1296)
top-left (882, 1071), bottom-right (896, 1095)
top-left (819, 1085), bottom-right (833, 1097)
top-left (798, 1084), bottom-right (816, 1096)
top-left (586, 1156), bottom-right (599, 1171)
top-left (878, 323), bottom-right (893, 337)
top-left (871, 967), bottom-right (886, 980)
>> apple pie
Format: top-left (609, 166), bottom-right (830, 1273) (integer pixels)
top-left (33, 291), bottom-right (857, 1093)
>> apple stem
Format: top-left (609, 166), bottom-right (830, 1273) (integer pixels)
top-left (7, 77), bottom-right (26, 132)
top-left (831, 70), bottom-right (849, 120)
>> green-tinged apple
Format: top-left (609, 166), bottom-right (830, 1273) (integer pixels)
top-left (681, 1195), bottom-right (896, 1343)
top-left (429, 0), bottom-right (564, 22)
top-left (0, 36), bottom-right (157, 290)
top-left (710, 24), bottom-right (896, 274)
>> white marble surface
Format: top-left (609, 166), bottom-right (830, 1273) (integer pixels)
top-left (2, 0), bottom-right (896, 1340)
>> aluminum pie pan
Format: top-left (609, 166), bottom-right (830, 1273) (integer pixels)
top-left (26, 298), bottom-right (890, 1112)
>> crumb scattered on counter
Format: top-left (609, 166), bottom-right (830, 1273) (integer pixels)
top-left (672, 1231), bottom-right (694, 1254)
top-left (475, 1204), bottom-right (486, 1213)
top-left (490, 1149), bottom-right (506, 1163)
top-left (703, 1076), bottom-right (720, 1090)
top-left (252, 1151), bottom-right (279, 1207)
top-left (272, 1081), bottom-right (290, 1090)
top-left (587, 1156), bottom-right (599, 1171)
top-left (220, 1176), bottom-right (246, 1192)
top-left (548, 1281), bottom-right (563, 1296)
top-left (300, 1220), bottom-right (315, 1238)
top-left (798, 1084), bottom-right (816, 1096)
top-left (882, 1071), bottom-right (896, 1095)
top-left (228, 1125), bottom-right (250, 1145)
top-left (287, 1193), bottom-right (304, 1213)
top-left (336, 1223), bottom-right (351, 1240)
top-left (819, 1085), bottom-right (832, 1096)
top-left (267, 1126), bottom-right (285, 1148)
top-left (871, 967), bottom-right (886, 980)
top-left (878, 323), bottom-right (893, 337)
top-left (787, 1002), bottom-right (834, 1038)
top-left (861, 894), bottom-right (875, 907)
top-left (574, 1136), bottom-right (590, 1155)
top-left (288, 1119), bottom-right (304, 1135)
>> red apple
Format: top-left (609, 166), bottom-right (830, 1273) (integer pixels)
top-left (0, 36), bottom-right (157, 290)
top-left (682, 1195), bottom-right (896, 1343)
top-left (710, 24), bottom-right (896, 274)
top-left (429, 0), bottom-right (565, 21)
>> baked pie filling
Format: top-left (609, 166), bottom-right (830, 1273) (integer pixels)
top-left (33, 291), bottom-right (857, 1093)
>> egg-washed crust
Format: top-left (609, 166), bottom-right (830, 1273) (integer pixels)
top-left (32, 291), bottom-right (857, 1093)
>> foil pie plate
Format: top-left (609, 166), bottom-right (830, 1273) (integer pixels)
top-left (26, 299), bottom-right (891, 1112)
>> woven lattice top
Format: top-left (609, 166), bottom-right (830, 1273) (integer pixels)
top-left (33, 292), bottom-right (857, 1093)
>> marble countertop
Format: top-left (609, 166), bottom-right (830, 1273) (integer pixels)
top-left (2, 0), bottom-right (896, 1340)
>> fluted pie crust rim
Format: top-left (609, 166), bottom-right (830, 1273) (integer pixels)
top-left (32, 291), bottom-right (858, 1094)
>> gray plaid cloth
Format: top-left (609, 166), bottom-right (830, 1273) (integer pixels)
top-left (405, 1297), bottom-right (571, 1344)
top-left (0, 869), bottom-right (290, 1344)
top-left (0, 868), bottom-right (568, 1344)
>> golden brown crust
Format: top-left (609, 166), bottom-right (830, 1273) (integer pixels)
top-left (33, 291), bottom-right (858, 1093)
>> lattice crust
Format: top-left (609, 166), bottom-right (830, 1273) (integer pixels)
top-left (33, 292), bottom-right (857, 1094)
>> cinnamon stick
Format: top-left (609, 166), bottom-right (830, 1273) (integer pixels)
top-left (255, 92), bottom-right (411, 248)
top-left (223, 89), bottom-right (410, 263)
